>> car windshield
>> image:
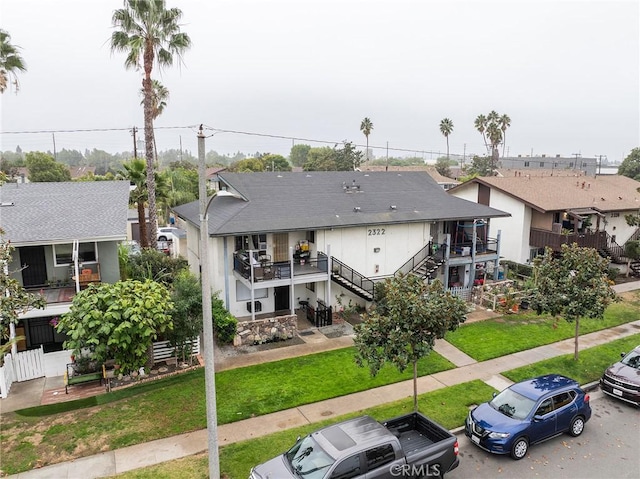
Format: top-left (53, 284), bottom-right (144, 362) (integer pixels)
top-left (285, 435), bottom-right (335, 479)
top-left (489, 388), bottom-right (536, 420)
top-left (621, 350), bottom-right (640, 369)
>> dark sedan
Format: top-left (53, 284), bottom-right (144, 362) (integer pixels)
top-left (600, 344), bottom-right (640, 406)
top-left (465, 374), bottom-right (592, 460)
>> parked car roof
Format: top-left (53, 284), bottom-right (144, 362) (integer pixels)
top-left (510, 374), bottom-right (579, 399)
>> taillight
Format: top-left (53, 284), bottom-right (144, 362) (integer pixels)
top-left (453, 440), bottom-right (459, 455)
top-left (585, 394), bottom-right (590, 403)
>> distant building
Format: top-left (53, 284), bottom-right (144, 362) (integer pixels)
top-left (498, 155), bottom-right (598, 176)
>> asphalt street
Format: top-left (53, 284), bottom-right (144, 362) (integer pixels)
top-left (449, 390), bottom-right (640, 479)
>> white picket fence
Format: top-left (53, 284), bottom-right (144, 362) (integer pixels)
top-left (0, 346), bottom-right (45, 399)
top-left (152, 337), bottom-right (200, 363)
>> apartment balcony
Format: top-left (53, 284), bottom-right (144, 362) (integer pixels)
top-left (529, 228), bottom-right (607, 252)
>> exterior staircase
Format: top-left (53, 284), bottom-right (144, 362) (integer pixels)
top-left (395, 241), bottom-right (445, 280)
top-left (330, 257), bottom-right (375, 302)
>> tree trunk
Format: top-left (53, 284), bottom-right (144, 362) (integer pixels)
top-left (413, 359), bottom-right (418, 412)
top-left (143, 45), bottom-right (158, 249)
top-left (137, 200), bottom-right (148, 248)
top-left (574, 317), bottom-right (580, 361)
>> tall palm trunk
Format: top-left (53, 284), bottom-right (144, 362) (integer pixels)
top-left (137, 201), bottom-right (148, 248)
top-left (143, 45), bottom-right (158, 249)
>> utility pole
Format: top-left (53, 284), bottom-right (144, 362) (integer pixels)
top-left (572, 152), bottom-right (581, 170)
top-left (596, 155), bottom-right (606, 175)
top-left (198, 125), bottom-right (220, 478)
top-left (132, 127), bottom-right (138, 159)
top-left (385, 141), bottom-right (389, 171)
top-left (52, 133), bottom-right (57, 160)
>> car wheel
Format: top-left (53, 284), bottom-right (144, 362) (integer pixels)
top-left (158, 236), bottom-right (167, 241)
top-left (510, 437), bottom-right (529, 460)
top-left (569, 416), bottom-right (585, 437)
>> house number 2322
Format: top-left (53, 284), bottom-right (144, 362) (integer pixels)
top-left (368, 228), bottom-right (385, 235)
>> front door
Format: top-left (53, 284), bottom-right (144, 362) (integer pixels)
top-left (19, 246), bottom-right (47, 287)
top-left (274, 286), bottom-right (290, 313)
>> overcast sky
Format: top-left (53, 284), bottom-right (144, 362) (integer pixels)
top-left (0, 0), bottom-right (638, 163)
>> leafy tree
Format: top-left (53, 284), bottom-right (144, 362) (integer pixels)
top-left (624, 240), bottom-right (640, 277)
top-left (529, 243), bottom-right (617, 360)
top-left (161, 166), bottom-right (199, 217)
top-left (354, 274), bottom-right (467, 411)
top-left (0, 235), bottom-right (46, 343)
top-left (0, 29), bottom-right (27, 94)
top-left (303, 146), bottom-right (334, 171)
top-left (125, 247), bottom-right (188, 286)
top-left (617, 147), bottom-right (640, 180)
top-left (228, 157), bottom-right (265, 172)
top-left (57, 280), bottom-right (173, 374)
top-left (435, 156), bottom-right (452, 178)
top-left (439, 118), bottom-right (453, 159)
top-left (25, 152), bottom-right (72, 182)
top-left (111, 0), bottom-right (192, 249)
top-left (463, 155), bottom-right (494, 177)
top-left (168, 270), bottom-right (202, 364)
top-left (360, 117), bottom-right (373, 164)
top-left (212, 294), bottom-right (237, 344)
top-left (289, 144), bottom-right (311, 167)
top-left (260, 153), bottom-right (291, 172)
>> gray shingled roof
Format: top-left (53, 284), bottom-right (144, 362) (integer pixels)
top-left (173, 171), bottom-right (509, 236)
top-left (0, 181), bottom-right (131, 245)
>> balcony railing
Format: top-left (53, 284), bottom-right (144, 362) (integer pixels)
top-left (529, 228), bottom-right (607, 251)
top-left (449, 237), bottom-right (499, 256)
top-left (234, 251), bottom-right (329, 283)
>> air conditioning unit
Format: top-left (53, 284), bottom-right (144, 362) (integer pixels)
top-left (258, 242), bottom-right (267, 251)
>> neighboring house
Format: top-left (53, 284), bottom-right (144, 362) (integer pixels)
top-left (173, 171), bottom-right (509, 322)
top-left (0, 181), bottom-right (130, 356)
top-left (448, 173), bottom-right (640, 265)
top-left (206, 166), bottom-right (227, 191)
top-left (69, 166), bottom-right (96, 179)
top-left (498, 155), bottom-right (598, 176)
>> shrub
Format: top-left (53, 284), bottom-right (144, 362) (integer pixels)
top-left (212, 295), bottom-right (237, 344)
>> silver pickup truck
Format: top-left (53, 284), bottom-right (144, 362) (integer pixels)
top-left (250, 412), bottom-right (460, 478)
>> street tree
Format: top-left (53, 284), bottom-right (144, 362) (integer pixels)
top-left (439, 118), bottom-right (453, 159)
top-left (617, 147), bottom-right (640, 180)
top-left (56, 279), bottom-right (174, 374)
top-left (499, 114), bottom-right (511, 157)
top-left (354, 274), bottom-right (467, 411)
top-left (463, 155), bottom-right (493, 178)
top-left (529, 243), bottom-right (617, 360)
top-left (260, 153), bottom-right (292, 172)
top-left (25, 152), bottom-right (71, 182)
top-left (360, 117), bottom-right (373, 164)
top-left (475, 110), bottom-right (510, 170)
top-left (289, 144), bottom-right (311, 167)
top-left (111, 0), bottom-right (191, 249)
top-left (0, 234), bottom-right (46, 344)
top-left (0, 29), bottom-right (27, 94)
top-left (228, 157), bottom-right (265, 172)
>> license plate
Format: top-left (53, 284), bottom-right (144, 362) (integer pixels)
top-left (613, 388), bottom-right (623, 397)
top-left (471, 435), bottom-right (480, 444)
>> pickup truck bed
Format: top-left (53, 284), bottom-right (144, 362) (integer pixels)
top-left (386, 412), bottom-right (452, 458)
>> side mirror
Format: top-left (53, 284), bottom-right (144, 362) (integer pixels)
top-left (533, 415), bottom-right (544, 422)
top-left (492, 392), bottom-right (497, 398)
top-left (621, 352), bottom-right (626, 358)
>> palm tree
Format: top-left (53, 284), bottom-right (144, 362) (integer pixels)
top-left (439, 118), bottom-right (454, 159)
top-left (110, 0), bottom-right (191, 249)
top-left (499, 114), bottom-right (511, 157)
top-left (474, 114), bottom-right (488, 152)
top-left (0, 29), bottom-right (27, 94)
top-left (119, 158), bottom-right (149, 247)
top-left (140, 79), bottom-right (170, 163)
top-left (360, 117), bottom-right (373, 165)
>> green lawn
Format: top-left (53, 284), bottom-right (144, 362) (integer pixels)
top-left (111, 380), bottom-right (497, 479)
top-left (0, 348), bottom-right (454, 475)
top-left (445, 299), bottom-right (639, 361)
top-left (503, 333), bottom-right (640, 384)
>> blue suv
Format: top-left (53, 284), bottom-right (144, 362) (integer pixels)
top-left (465, 374), bottom-right (592, 460)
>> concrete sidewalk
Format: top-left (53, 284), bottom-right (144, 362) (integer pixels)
top-left (6, 282), bottom-right (640, 478)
